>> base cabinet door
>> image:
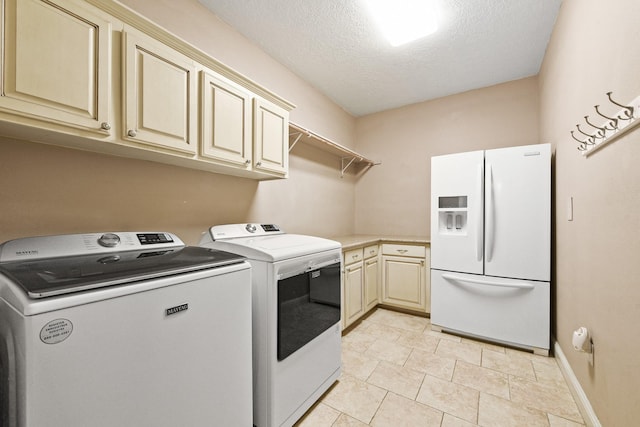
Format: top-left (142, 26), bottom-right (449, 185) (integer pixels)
top-left (1, 0), bottom-right (111, 133)
top-left (343, 261), bottom-right (364, 329)
top-left (381, 244), bottom-right (429, 313)
top-left (122, 27), bottom-right (197, 155)
top-left (363, 245), bottom-right (380, 312)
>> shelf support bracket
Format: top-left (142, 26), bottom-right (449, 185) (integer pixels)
top-left (288, 131), bottom-right (303, 152)
top-left (341, 156), bottom-right (359, 178)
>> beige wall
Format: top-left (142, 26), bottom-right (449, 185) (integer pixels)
top-left (0, 0), bottom-right (357, 245)
top-left (353, 77), bottom-right (540, 236)
top-left (540, 0), bottom-right (640, 424)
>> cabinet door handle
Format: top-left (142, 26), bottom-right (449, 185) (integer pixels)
top-left (397, 249), bottom-right (408, 254)
top-left (352, 254), bottom-right (359, 259)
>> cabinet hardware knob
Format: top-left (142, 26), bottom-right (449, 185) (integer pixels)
top-left (256, 161), bottom-right (262, 167)
top-left (398, 249), bottom-right (408, 254)
top-left (244, 159), bottom-right (251, 165)
top-left (127, 129), bottom-right (137, 138)
top-left (421, 260), bottom-right (425, 266)
top-left (100, 122), bottom-right (111, 131)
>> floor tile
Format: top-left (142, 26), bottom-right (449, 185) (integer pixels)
top-left (532, 358), bottom-right (571, 389)
top-left (341, 329), bottom-right (377, 353)
top-left (342, 349), bottom-right (379, 381)
top-left (358, 322), bottom-right (404, 342)
top-left (365, 338), bottom-right (413, 365)
top-left (452, 360), bottom-right (510, 399)
top-left (295, 402), bottom-right (340, 427)
top-left (321, 374), bottom-right (387, 424)
top-left (425, 328), bottom-right (462, 342)
top-left (333, 413), bottom-right (370, 427)
top-left (547, 413), bottom-right (586, 426)
top-left (371, 392), bottom-right (443, 427)
top-left (441, 413), bottom-right (479, 427)
top-left (366, 309), bottom-right (430, 333)
top-left (298, 309), bottom-right (586, 427)
top-left (404, 347), bottom-right (456, 381)
top-left (478, 392), bottom-right (549, 427)
top-left (481, 348), bottom-right (536, 380)
top-left (416, 374), bottom-right (479, 424)
top-left (366, 361), bottom-right (425, 399)
top-left (396, 330), bottom-right (440, 353)
top-left (509, 375), bottom-right (583, 423)
top-left (436, 338), bottom-right (482, 366)
top-left (461, 337), bottom-right (506, 353)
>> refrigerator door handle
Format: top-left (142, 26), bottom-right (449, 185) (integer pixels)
top-left (442, 273), bottom-right (535, 290)
top-left (476, 163), bottom-right (484, 262)
top-left (485, 163), bottom-right (495, 262)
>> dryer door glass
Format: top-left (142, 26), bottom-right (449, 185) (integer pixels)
top-left (277, 262), bottom-right (340, 360)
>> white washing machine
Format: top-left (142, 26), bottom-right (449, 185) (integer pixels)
top-left (0, 232), bottom-right (252, 427)
top-left (199, 224), bottom-right (342, 427)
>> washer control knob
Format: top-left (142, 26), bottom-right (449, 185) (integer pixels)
top-left (98, 233), bottom-right (121, 247)
top-left (245, 224), bottom-right (257, 233)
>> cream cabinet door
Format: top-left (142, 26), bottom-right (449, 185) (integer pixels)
top-left (122, 27), bottom-right (197, 155)
top-left (364, 257), bottom-right (379, 311)
top-left (1, 0), bottom-right (111, 133)
top-left (200, 71), bottom-right (252, 167)
top-left (382, 255), bottom-right (427, 312)
top-left (253, 98), bottom-right (288, 176)
top-left (343, 261), bottom-right (364, 329)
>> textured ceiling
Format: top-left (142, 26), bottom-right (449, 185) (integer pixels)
top-left (198, 0), bottom-right (562, 117)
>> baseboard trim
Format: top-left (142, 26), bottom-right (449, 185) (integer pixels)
top-left (554, 341), bottom-right (602, 427)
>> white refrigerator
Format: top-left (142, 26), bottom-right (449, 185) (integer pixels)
top-left (430, 143), bottom-right (550, 355)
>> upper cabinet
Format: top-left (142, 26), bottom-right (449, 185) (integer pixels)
top-left (122, 27), bottom-right (197, 155)
top-left (200, 71), bottom-right (252, 168)
top-left (1, 0), bottom-right (112, 134)
top-left (0, 0), bottom-right (294, 180)
top-left (253, 98), bottom-right (288, 176)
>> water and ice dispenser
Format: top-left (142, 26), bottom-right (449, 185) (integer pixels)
top-left (437, 196), bottom-right (468, 235)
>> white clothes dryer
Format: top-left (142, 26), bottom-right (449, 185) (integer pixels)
top-left (200, 224), bottom-right (342, 427)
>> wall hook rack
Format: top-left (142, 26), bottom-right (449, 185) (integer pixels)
top-left (572, 92), bottom-right (640, 156)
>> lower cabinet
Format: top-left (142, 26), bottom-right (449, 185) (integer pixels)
top-left (341, 241), bottom-right (430, 330)
top-left (381, 244), bottom-right (430, 314)
top-left (343, 248), bottom-right (365, 329)
top-left (363, 245), bottom-right (380, 312)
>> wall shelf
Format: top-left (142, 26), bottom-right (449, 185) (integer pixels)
top-left (288, 122), bottom-right (380, 177)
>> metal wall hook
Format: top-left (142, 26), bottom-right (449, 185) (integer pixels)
top-left (571, 130), bottom-right (594, 145)
top-left (576, 124), bottom-right (596, 142)
top-left (594, 105), bottom-right (619, 130)
top-left (606, 91), bottom-right (634, 120)
top-left (583, 116), bottom-right (606, 138)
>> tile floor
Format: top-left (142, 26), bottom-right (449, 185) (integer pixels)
top-left (295, 308), bottom-right (585, 427)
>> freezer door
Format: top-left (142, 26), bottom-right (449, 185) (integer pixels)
top-left (484, 144), bottom-right (550, 281)
top-left (430, 269), bottom-right (550, 351)
top-left (430, 150), bottom-right (484, 274)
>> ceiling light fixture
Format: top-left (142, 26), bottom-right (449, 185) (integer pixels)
top-left (364, 0), bottom-right (439, 47)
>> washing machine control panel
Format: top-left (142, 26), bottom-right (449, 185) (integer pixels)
top-left (0, 232), bottom-right (184, 262)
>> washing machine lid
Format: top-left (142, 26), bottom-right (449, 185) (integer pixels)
top-left (0, 232), bottom-right (245, 298)
top-left (200, 224), bottom-right (341, 262)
